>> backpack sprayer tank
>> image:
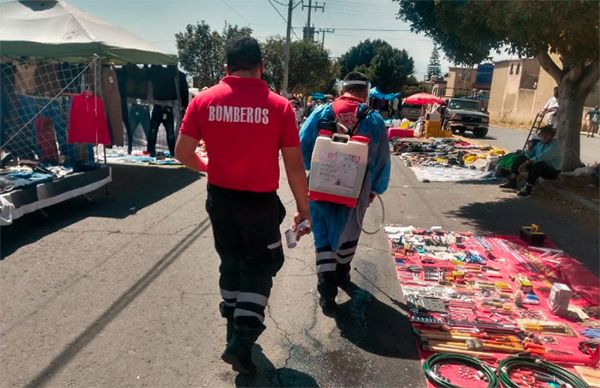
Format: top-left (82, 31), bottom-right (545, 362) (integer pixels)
top-left (308, 129), bottom-right (369, 208)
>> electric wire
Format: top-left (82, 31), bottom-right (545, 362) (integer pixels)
top-left (266, 0), bottom-right (300, 40)
top-left (498, 356), bottom-right (589, 388)
top-left (221, 0), bottom-right (251, 25)
top-left (422, 353), bottom-right (499, 388)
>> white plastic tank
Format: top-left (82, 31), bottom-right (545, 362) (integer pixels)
top-left (309, 130), bottom-right (369, 208)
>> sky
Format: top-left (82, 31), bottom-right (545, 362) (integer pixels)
top-left (55, 0), bottom-right (456, 79)
top-left (4, 0), bottom-right (515, 79)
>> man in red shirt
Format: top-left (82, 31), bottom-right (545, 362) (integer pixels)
top-left (175, 36), bottom-right (310, 375)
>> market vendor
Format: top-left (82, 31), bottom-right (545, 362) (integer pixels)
top-left (499, 124), bottom-right (561, 196)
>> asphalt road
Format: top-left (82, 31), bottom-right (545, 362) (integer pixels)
top-left (1, 148), bottom-right (598, 387)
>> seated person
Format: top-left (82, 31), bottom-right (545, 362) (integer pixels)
top-left (499, 125), bottom-right (561, 196)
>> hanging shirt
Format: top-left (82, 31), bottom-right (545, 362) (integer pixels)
top-left (34, 116), bottom-right (59, 163)
top-left (67, 91), bottom-right (111, 145)
top-left (179, 76), bottom-right (299, 192)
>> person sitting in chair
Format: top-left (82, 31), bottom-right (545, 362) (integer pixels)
top-left (499, 124), bottom-right (561, 197)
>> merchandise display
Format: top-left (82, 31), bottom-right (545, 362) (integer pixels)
top-left (385, 225), bottom-right (600, 387)
top-left (390, 138), bottom-right (506, 182)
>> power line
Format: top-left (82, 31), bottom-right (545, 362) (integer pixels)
top-left (294, 26), bottom-right (411, 32)
top-left (267, 0), bottom-right (300, 39)
top-left (221, 0), bottom-right (251, 25)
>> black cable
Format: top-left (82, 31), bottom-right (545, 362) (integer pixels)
top-left (498, 356), bottom-right (589, 388)
top-left (422, 353), bottom-right (498, 388)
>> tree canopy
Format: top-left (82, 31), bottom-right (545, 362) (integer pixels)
top-left (337, 39), bottom-right (415, 93)
top-left (262, 37), bottom-right (336, 94)
top-left (175, 22), bottom-right (252, 88)
top-left (395, 0), bottom-right (599, 170)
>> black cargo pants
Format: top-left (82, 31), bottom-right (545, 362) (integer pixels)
top-left (206, 184), bottom-right (286, 335)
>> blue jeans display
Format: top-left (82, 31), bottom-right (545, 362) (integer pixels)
top-left (127, 103), bottom-right (150, 154)
top-left (147, 104), bottom-right (175, 157)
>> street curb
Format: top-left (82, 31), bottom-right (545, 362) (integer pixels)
top-left (544, 184), bottom-right (599, 214)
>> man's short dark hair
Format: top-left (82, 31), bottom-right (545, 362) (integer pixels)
top-left (226, 36), bottom-right (262, 73)
top-left (341, 71), bottom-right (369, 94)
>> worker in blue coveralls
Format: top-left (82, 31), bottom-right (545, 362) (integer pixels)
top-left (299, 71), bottom-right (391, 315)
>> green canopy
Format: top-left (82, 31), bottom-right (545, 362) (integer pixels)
top-left (0, 1), bottom-right (177, 65)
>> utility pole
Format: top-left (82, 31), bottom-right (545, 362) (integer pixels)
top-left (282, 0), bottom-right (293, 96)
top-left (302, 0), bottom-right (325, 41)
top-left (315, 27), bottom-right (334, 48)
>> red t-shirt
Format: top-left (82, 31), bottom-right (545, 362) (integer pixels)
top-left (179, 76), bottom-right (299, 192)
top-left (332, 95), bottom-right (363, 133)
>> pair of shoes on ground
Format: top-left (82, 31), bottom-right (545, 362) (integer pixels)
top-left (499, 180), bottom-right (532, 196)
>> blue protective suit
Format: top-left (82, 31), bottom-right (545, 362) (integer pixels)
top-left (300, 101), bottom-right (391, 298)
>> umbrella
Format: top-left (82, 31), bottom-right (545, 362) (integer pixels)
top-left (403, 93), bottom-right (445, 105)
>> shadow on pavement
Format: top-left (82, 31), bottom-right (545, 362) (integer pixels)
top-left (334, 284), bottom-right (420, 360)
top-left (234, 345), bottom-right (319, 388)
top-left (1, 164), bottom-right (201, 258)
top-left (445, 197), bottom-right (599, 276)
top-left (23, 220), bottom-right (212, 388)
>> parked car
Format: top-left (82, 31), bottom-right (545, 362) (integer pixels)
top-left (401, 103), bottom-right (422, 121)
top-left (443, 98), bottom-right (489, 138)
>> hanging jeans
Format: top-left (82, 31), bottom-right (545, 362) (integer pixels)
top-left (147, 104), bottom-right (175, 157)
top-left (127, 103), bottom-right (150, 154)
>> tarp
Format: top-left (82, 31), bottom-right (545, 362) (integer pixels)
top-left (0, 1), bottom-right (177, 65)
top-left (369, 87), bottom-right (400, 102)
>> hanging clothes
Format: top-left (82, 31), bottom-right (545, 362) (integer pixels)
top-left (101, 65), bottom-right (124, 146)
top-left (34, 116), bottom-right (59, 163)
top-left (127, 103), bottom-right (151, 154)
top-left (67, 91), bottom-right (111, 145)
top-left (124, 64), bottom-right (149, 99)
top-left (151, 65), bottom-right (178, 101)
top-left (14, 63), bottom-right (37, 94)
top-left (147, 104), bottom-right (175, 156)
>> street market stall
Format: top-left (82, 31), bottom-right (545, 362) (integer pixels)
top-left (385, 225), bottom-right (600, 387)
top-left (0, 0), bottom-right (181, 224)
top-left (390, 137), bottom-right (506, 182)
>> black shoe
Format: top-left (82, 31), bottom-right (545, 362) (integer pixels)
top-left (221, 345), bottom-right (256, 375)
top-left (517, 185), bottom-right (532, 196)
top-left (499, 179), bottom-right (518, 189)
top-left (319, 297), bottom-right (337, 317)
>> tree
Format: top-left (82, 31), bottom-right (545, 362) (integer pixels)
top-left (262, 37), bottom-right (336, 94)
top-left (401, 75), bottom-right (423, 97)
top-left (395, 0), bottom-right (599, 171)
top-left (175, 22), bottom-right (252, 88)
top-left (426, 45), bottom-right (442, 81)
top-left (338, 39), bottom-right (415, 93)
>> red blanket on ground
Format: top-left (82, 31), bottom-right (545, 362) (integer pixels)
top-left (386, 228), bottom-right (599, 387)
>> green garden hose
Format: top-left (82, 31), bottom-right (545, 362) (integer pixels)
top-left (422, 353), bottom-right (499, 388)
top-left (498, 356), bottom-right (589, 388)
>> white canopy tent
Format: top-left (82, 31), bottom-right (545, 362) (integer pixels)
top-left (0, 0), bottom-right (177, 64)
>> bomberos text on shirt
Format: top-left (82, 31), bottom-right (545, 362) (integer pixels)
top-left (208, 105), bottom-right (269, 124)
